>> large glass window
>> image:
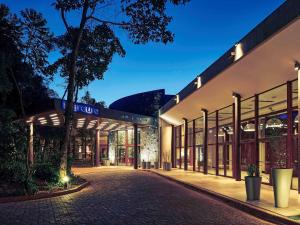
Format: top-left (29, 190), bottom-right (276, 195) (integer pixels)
top-left (258, 84), bottom-right (287, 184)
top-left (240, 97), bottom-right (256, 179)
top-left (175, 126), bottom-right (182, 168)
top-left (218, 105), bottom-right (233, 177)
top-left (195, 117), bottom-right (204, 172)
top-left (208, 112), bottom-right (216, 175)
top-left (116, 129), bottom-right (140, 166)
top-left (188, 121), bottom-right (194, 170)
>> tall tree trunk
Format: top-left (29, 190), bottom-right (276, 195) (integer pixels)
top-left (59, 1), bottom-right (89, 178)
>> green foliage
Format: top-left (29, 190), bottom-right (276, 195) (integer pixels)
top-left (80, 91), bottom-right (106, 108)
top-left (0, 4), bottom-right (55, 119)
top-left (247, 164), bottom-right (260, 177)
top-left (0, 120), bottom-right (38, 195)
top-left (33, 163), bottom-right (60, 183)
top-left (0, 121), bottom-right (28, 183)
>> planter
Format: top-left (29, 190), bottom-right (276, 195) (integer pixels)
top-left (272, 168), bottom-right (293, 208)
top-left (141, 161), bottom-right (146, 169)
top-left (245, 176), bottom-right (261, 201)
top-left (103, 159), bottom-right (110, 166)
top-left (145, 162), bottom-right (151, 169)
top-left (163, 162), bottom-right (171, 171)
top-left (154, 162), bottom-right (159, 169)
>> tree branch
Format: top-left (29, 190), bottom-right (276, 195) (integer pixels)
top-left (60, 9), bottom-right (71, 34)
top-left (88, 16), bottom-right (129, 26)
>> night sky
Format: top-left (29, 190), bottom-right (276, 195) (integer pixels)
top-left (2, 0), bottom-right (284, 105)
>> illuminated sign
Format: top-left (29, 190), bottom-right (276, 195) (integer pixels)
top-left (61, 100), bottom-right (100, 116)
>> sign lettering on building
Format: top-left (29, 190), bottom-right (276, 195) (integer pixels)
top-left (61, 100), bottom-right (100, 116)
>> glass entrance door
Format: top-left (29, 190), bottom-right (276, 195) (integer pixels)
top-left (117, 147), bottom-right (126, 165)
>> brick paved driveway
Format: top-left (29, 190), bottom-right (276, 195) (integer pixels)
top-left (0, 167), bottom-right (273, 225)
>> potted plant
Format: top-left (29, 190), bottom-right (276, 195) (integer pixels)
top-left (245, 164), bottom-right (261, 201)
top-left (153, 150), bottom-right (159, 169)
top-left (141, 160), bottom-right (146, 169)
top-left (267, 119), bottom-right (293, 208)
top-left (146, 162), bottom-right (151, 169)
top-left (163, 151), bottom-right (171, 171)
top-left (272, 167), bottom-right (292, 208)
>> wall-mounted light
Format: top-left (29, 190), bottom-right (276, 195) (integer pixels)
top-left (232, 43), bottom-right (243, 61)
top-left (196, 76), bottom-right (202, 89)
top-left (175, 94), bottom-right (180, 104)
top-left (295, 61), bottom-right (300, 71)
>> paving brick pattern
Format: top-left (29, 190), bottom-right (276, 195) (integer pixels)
top-left (0, 168), bottom-right (273, 225)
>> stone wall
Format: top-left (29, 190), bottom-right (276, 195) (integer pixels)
top-left (140, 126), bottom-right (159, 163)
top-left (108, 131), bottom-right (117, 164)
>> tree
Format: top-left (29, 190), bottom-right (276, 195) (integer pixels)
top-left (52, 0), bottom-right (190, 177)
top-left (0, 4), bottom-right (56, 195)
top-left (0, 4), bottom-right (54, 119)
top-left (80, 91), bottom-right (106, 108)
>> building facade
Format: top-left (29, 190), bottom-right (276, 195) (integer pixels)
top-left (159, 0), bottom-right (300, 192)
top-left (27, 90), bottom-right (172, 168)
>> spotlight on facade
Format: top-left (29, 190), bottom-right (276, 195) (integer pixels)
top-left (62, 176), bottom-right (70, 183)
top-left (62, 175), bottom-right (70, 189)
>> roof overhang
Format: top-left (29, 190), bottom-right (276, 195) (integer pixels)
top-left (26, 99), bottom-right (157, 131)
top-left (160, 1), bottom-right (300, 125)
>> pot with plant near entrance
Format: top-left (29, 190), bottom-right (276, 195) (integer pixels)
top-left (162, 151), bottom-right (171, 171)
top-left (245, 164), bottom-right (261, 201)
top-left (272, 167), bottom-right (293, 208)
top-left (163, 161), bottom-right (171, 171)
top-left (267, 120), bottom-right (293, 208)
top-left (141, 160), bottom-right (146, 169)
top-left (145, 162), bottom-right (151, 169)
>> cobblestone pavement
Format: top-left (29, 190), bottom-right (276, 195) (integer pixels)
top-left (0, 167), bottom-right (273, 225)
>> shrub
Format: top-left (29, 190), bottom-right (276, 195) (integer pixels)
top-left (33, 163), bottom-right (59, 183)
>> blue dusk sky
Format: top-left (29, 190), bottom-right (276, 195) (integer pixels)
top-left (2, 0), bottom-right (284, 105)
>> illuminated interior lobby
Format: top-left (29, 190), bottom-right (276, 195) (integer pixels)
top-left (159, 0), bottom-right (300, 192)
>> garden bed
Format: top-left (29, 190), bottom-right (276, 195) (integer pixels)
top-left (0, 176), bottom-right (89, 203)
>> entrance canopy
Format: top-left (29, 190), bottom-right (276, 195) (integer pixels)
top-left (25, 99), bottom-right (157, 131)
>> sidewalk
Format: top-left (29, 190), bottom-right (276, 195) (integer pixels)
top-left (149, 168), bottom-right (300, 224)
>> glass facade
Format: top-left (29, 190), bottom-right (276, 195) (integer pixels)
top-left (171, 79), bottom-right (299, 190)
top-left (116, 129), bottom-right (140, 166)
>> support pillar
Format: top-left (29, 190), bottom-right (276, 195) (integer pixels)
top-left (134, 124), bottom-right (138, 169)
top-left (183, 118), bottom-right (188, 171)
top-left (179, 125), bottom-right (182, 169)
top-left (215, 110), bottom-right (219, 176)
top-left (254, 94), bottom-right (259, 168)
top-left (297, 70), bottom-right (300, 193)
top-left (159, 126), bottom-right (162, 168)
top-left (192, 120), bottom-right (196, 171)
top-left (287, 81), bottom-right (293, 169)
top-left (125, 130), bottom-right (128, 166)
top-left (171, 125), bottom-right (176, 168)
top-left (233, 93), bottom-right (241, 181)
top-left (95, 129), bottom-right (100, 167)
top-left (28, 122), bottom-right (34, 166)
top-left (202, 109), bottom-right (208, 174)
